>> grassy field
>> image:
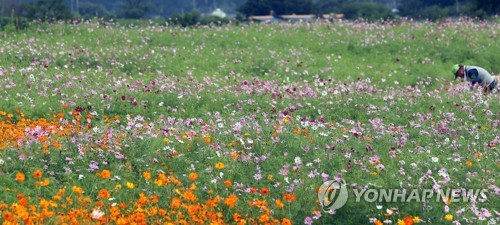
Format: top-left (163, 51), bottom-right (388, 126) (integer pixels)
top-left (0, 18), bottom-right (498, 224)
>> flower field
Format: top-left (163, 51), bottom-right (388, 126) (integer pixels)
top-left (0, 18), bottom-right (498, 225)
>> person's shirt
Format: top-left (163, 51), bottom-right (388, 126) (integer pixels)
top-left (464, 66), bottom-right (494, 87)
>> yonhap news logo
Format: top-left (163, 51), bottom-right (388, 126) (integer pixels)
top-left (317, 179), bottom-right (348, 211)
top-left (318, 179), bottom-right (489, 212)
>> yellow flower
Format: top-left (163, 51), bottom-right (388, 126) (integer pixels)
top-left (126, 182), bottom-right (135, 189)
top-left (397, 220), bottom-right (406, 225)
top-left (215, 162), bottom-right (225, 169)
top-left (115, 184), bottom-right (122, 190)
top-left (413, 216), bottom-right (421, 223)
top-left (444, 214), bottom-right (453, 221)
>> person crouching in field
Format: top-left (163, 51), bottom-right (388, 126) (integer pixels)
top-left (452, 64), bottom-right (498, 92)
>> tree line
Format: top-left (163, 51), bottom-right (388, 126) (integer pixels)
top-left (1, 0), bottom-right (498, 30)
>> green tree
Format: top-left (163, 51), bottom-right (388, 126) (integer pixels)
top-left (78, 2), bottom-right (113, 18)
top-left (238, 0), bottom-right (314, 16)
top-left (313, 0), bottom-right (355, 14)
top-left (467, 0), bottom-right (499, 18)
top-left (398, 0), bottom-right (455, 19)
top-left (341, 2), bottom-right (394, 21)
top-left (19, 0), bottom-right (71, 21)
top-left (119, 0), bottom-right (155, 19)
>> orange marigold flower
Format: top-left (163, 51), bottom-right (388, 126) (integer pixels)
top-left (283, 193), bottom-right (297, 202)
top-left (3, 211), bottom-right (14, 222)
top-left (275, 199), bottom-right (284, 209)
top-left (143, 171), bottom-right (151, 180)
top-left (233, 213), bottom-right (243, 222)
top-left (182, 191), bottom-right (198, 202)
top-left (374, 220), bottom-right (383, 225)
top-left (171, 197), bottom-right (182, 208)
top-left (259, 214), bottom-right (270, 223)
top-left (15, 172), bottom-right (25, 182)
top-left (116, 217), bottom-right (129, 225)
top-left (224, 180), bottom-right (232, 187)
top-left (282, 218), bottom-right (292, 225)
top-left (33, 169), bottom-right (43, 179)
top-left (466, 161), bottom-right (473, 167)
top-left (18, 198), bottom-right (28, 207)
top-left (72, 186), bottom-right (83, 195)
top-left (224, 194), bottom-right (238, 208)
top-left (39, 136), bottom-right (47, 143)
top-left (17, 193), bottom-right (24, 199)
top-left (41, 179), bottom-right (50, 187)
top-left (260, 188), bottom-right (270, 195)
top-left (215, 162), bottom-right (225, 169)
top-left (98, 189), bottom-right (110, 199)
top-left (404, 216), bottom-right (414, 225)
top-left (188, 172), bottom-right (198, 181)
top-left (101, 169), bottom-right (111, 179)
top-left (207, 199), bottom-right (217, 208)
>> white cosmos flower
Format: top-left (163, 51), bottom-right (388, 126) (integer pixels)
top-left (91, 209), bottom-right (104, 219)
